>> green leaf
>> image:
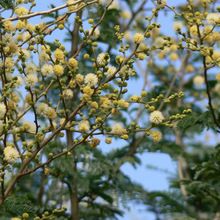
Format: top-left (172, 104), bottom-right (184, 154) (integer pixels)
top-left (0, 0), bottom-right (14, 9)
top-left (177, 111), bottom-right (215, 131)
top-left (4, 194), bottom-right (36, 216)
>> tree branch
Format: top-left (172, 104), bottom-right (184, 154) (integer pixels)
top-left (203, 56), bottom-right (220, 132)
top-left (1, 0), bottom-right (98, 22)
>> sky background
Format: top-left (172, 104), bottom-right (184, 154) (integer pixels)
top-left (30, 0), bottom-right (185, 219)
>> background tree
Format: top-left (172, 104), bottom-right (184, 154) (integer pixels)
top-left (0, 0), bottom-right (219, 220)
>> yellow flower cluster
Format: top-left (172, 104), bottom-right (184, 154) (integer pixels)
top-left (68, 57), bottom-right (78, 70)
top-left (78, 120), bottom-right (90, 132)
top-left (54, 48), bottom-right (65, 61)
top-left (111, 123), bottom-right (127, 135)
top-left (54, 65), bottom-right (64, 76)
top-left (67, 0), bottom-right (85, 12)
top-left (0, 103), bottom-right (6, 119)
top-left (63, 89), bottom-right (74, 99)
top-left (37, 103), bottom-right (57, 119)
top-left (150, 130), bottom-right (162, 143)
top-left (41, 64), bottom-right (53, 76)
top-left (84, 73), bottom-right (98, 87)
top-left (4, 145), bottom-right (19, 163)
top-left (14, 7), bottom-right (28, 16)
top-left (206, 13), bottom-right (220, 24)
top-left (97, 53), bottom-right (109, 66)
top-left (149, 110), bottom-right (164, 124)
top-left (133, 33), bottom-right (144, 44)
top-left (193, 75), bottom-right (204, 87)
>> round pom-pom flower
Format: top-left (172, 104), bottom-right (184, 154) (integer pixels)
top-left (149, 110), bottom-right (164, 124)
top-left (4, 145), bottom-right (19, 163)
top-left (84, 73), bottom-right (98, 87)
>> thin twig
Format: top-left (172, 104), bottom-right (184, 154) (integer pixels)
top-left (1, 0), bottom-right (98, 22)
top-left (203, 56), bottom-right (220, 132)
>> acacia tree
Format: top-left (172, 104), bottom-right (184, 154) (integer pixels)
top-left (0, 0), bottom-right (220, 219)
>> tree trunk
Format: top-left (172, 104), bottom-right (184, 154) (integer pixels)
top-left (67, 130), bottom-right (79, 220)
top-left (68, 9), bottom-right (82, 220)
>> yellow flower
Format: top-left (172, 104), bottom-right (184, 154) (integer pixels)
top-left (16, 34), bottom-right (23, 42)
top-left (83, 86), bottom-right (94, 96)
top-left (189, 25), bottom-right (198, 36)
top-left (193, 75), bottom-right (204, 87)
top-left (186, 65), bottom-right (194, 73)
top-left (41, 64), bottom-right (53, 76)
top-left (25, 94), bottom-right (32, 105)
top-left (75, 74), bottom-right (84, 84)
top-left (69, 79), bottom-right (76, 88)
top-left (130, 95), bottom-right (140, 102)
top-left (54, 64), bottom-right (64, 76)
top-left (159, 0), bottom-right (166, 6)
top-left (149, 110), bottom-right (164, 124)
top-left (16, 20), bottom-right (26, 30)
top-left (26, 23), bottom-right (35, 32)
top-left (109, 0), bottom-right (119, 9)
top-left (105, 137), bottom-right (112, 144)
top-left (37, 103), bottom-right (57, 119)
top-left (121, 11), bottom-right (131, 20)
top-left (133, 33), bottom-right (144, 44)
top-left (100, 97), bottom-right (112, 109)
top-left (97, 53), bottom-right (109, 66)
top-left (111, 123), bottom-right (127, 135)
top-left (63, 89), bottom-right (74, 99)
top-left (106, 65), bottom-right (116, 76)
top-left (54, 48), bottom-right (65, 61)
top-left (117, 99), bottom-right (129, 108)
top-left (90, 101), bottom-right (98, 109)
top-left (137, 53), bottom-right (146, 60)
top-left (0, 103), bottom-right (6, 119)
top-left (170, 44), bottom-right (178, 51)
top-left (212, 51), bottom-right (220, 64)
top-left (170, 52), bottom-right (179, 61)
top-left (45, 107), bottom-right (57, 119)
top-left (173, 21), bottom-right (183, 31)
top-left (90, 138), bottom-right (100, 148)
top-left (6, 41), bottom-right (18, 55)
top-left (150, 130), bottom-right (162, 142)
top-left (68, 57), bottom-right (78, 70)
top-left (4, 145), bottom-right (19, 163)
top-left (154, 37), bottom-right (166, 47)
top-left (67, 0), bottom-right (84, 11)
top-left (89, 28), bottom-right (100, 39)
top-left (22, 121), bottom-right (36, 133)
top-left (14, 7), bottom-right (28, 16)
top-left (158, 51), bottom-right (165, 59)
top-left (78, 120), bottom-right (90, 132)
top-left (26, 63), bottom-right (37, 75)
top-left (26, 74), bottom-right (38, 86)
top-left (206, 13), bottom-right (220, 24)
top-left (37, 103), bottom-right (48, 115)
top-left (40, 51), bottom-right (50, 62)
top-left (3, 21), bottom-right (14, 31)
top-left (84, 73), bottom-right (98, 87)
top-left (5, 57), bottom-right (14, 70)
